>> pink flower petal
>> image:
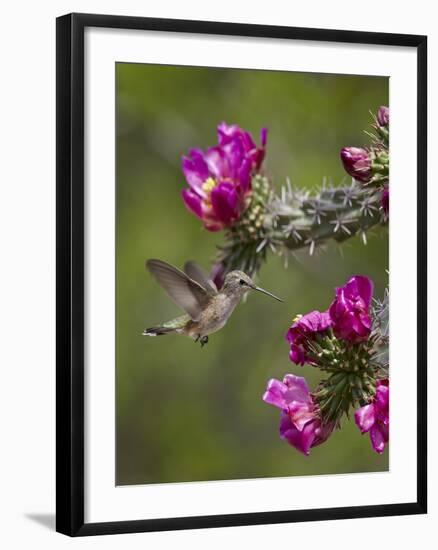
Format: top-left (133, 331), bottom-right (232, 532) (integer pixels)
top-left (203, 146), bottom-right (229, 179)
top-left (287, 402), bottom-right (315, 431)
top-left (217, 122), bottom-right (239, 145)
top-left (370, 424), bottom-right (387, 454)
top-left (210, 182), bottom-right (240, 225)
top-left (283, 374), bottom-right (311, 403)
top-left (181, 154), bottom-right (209, 193)
top-left (347, 276), bottom-right (374, 309)
top-left (355, 403), bottom-right (375, 433)
top-left (286, 310), bottom-right (331, 365)
top-left (262, 379), bottom-right (288, 410)
top-left (181, 189), bottom-right (203, 219)
top-left (280, 414), bottom-right (317, 456)
top-left (329, 276), bottom-right (374, 343)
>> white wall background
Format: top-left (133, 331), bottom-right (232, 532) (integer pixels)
top-left (0, 1), bottom-right (434, 548)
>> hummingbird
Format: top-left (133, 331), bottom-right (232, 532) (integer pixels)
top-left (143, 259), bottom-right (283, 347)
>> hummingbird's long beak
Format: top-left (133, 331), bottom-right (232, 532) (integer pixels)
top-left (252, 285), bottom-right (283, 302)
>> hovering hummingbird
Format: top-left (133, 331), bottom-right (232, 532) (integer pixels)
top-left (143, 259), bottom-right (283, 347)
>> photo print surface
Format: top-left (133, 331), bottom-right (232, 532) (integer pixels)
top-left (116, 63), bottom-right (389, 486)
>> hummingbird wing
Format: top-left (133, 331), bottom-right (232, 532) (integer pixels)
top-left (146, 259), bottom-right (210, 321)
top-left (184, 261), bottom-right (218, 295)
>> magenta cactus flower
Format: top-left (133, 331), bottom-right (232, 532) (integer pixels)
top-left (355, 379), bottom-right (389, 454)
top-left (181, 122), bottom-right (267, 231)
top-left (286, 310), bottom-right (332, 365)
top-left (340, 147), bottom-right (372, 183)
top-left (217, 122), bottom-right (267, 171)
top-left (263, 374), bottom-right (334, 456)
top-left (377, 106), bottom-right (389, 127)
top-left (381, 186), bottom-right (389, 215)
top-left (329, 275), bottom-right (373, 343)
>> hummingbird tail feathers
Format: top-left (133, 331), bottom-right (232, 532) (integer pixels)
top-left (142, 326), bottom-right (176, 337)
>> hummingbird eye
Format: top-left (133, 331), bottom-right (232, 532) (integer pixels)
top-left (239, 279), bottom-right (246, 286)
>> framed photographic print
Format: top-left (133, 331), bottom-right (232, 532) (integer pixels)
top-left (56, 13), bottom-right (427, 536)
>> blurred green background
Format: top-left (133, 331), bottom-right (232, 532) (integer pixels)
top-left (116, 63), bottom-right (389, 485)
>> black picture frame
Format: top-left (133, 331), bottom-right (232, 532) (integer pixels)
top-left (56, 12), bottom-right (427, 537)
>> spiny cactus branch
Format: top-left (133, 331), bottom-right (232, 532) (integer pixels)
top-left (216, 175), bottom-right (386, 277)
top-left (369, 288), bottom-right (389, 377)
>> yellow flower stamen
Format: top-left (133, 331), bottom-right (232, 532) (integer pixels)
top-left (202, 177), bottom-right (217, 193)
top-left (292, 314), bottom-right (303, 324)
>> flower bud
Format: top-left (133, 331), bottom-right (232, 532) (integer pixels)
top-left (377, 106), bottom-right (389, 127)
top-left (340, 147), bottom-right (372, 183)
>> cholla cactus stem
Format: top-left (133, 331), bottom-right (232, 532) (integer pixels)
top-left (216, 173), bottom-right (387, 277)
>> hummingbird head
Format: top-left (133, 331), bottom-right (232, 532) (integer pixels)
top-left (222, 271), bottom-right (283, 302)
